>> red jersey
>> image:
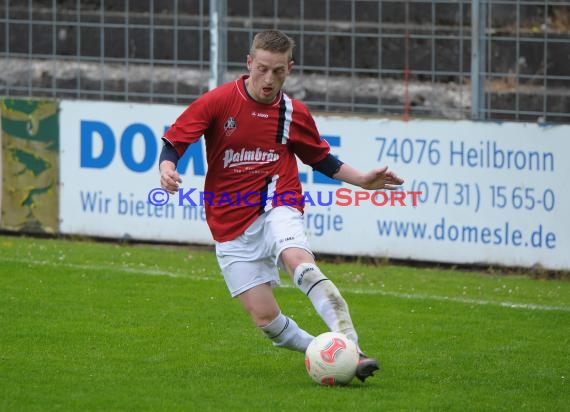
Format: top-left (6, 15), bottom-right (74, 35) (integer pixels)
top-left (163, 75), bottom-right (331, 242)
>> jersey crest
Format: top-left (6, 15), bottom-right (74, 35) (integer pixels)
top-left (224, 116), bottom-right (237, 136)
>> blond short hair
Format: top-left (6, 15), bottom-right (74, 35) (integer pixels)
top-left (249, 30), bottom-right (295, 61)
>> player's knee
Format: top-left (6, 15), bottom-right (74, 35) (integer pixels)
top-left (280, 247), bottom-right (314, 275)
top-left (293, 263), bottom-right (329, 295)
top-left (251, 309), bottom-right (280, 328)
top-left (240, 297), bottom-right (279, 327)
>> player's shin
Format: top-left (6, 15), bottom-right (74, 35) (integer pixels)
top-left (293, 263), bottom-right (360, 349)
top-left (260, 312), bottom-right (314, 352)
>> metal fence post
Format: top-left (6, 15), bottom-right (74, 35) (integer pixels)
top-left (471, 0), bottom-right (486, 120)
top-left (209, 0), bottom-right (227, 90)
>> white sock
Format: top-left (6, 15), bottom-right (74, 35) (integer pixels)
top-left (293, 263), bottom-right (359, 346)
top-left (260, 312), bottom-right (314, 353)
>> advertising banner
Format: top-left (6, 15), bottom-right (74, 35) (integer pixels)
top-left (59, 101), bottom-right (570, 269)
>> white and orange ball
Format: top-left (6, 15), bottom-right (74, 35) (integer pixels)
top-left (304, 332), bottom-right (359, 386)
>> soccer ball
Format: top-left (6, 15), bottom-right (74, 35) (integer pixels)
top-left (304, 332), bottom-right (359, 386)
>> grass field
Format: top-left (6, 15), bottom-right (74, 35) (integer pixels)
top-left (1, 234), bottom-right (569, 411)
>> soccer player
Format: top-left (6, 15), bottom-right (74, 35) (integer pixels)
top-left (159, 30), bottom-right (403, 382)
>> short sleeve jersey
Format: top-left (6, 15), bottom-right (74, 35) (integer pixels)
top-left (163, 75), bottom-right (331, 242)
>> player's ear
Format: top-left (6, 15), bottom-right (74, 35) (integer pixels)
top-left (287, 59), bottom-right (294, 73)
top-left (246, 54), bottom-right (253, 71)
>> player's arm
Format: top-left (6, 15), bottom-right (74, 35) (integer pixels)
top-left (159, 141), bottom-right (182, 194)
top-left (332, 162), bottom-right (404, 191)
top-left (159, 90), bottom-right (215, 193)
top-left (311, 155), bottom-right (404, 191)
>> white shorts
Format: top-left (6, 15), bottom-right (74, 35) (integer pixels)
top-left (215, 206), bottom-right (313, 297)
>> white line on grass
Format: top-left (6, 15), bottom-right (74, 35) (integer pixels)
top-left (345, 288), bottom-right (570, 312)
top-left (2, 256), bottom-right (569, 313)
top-left (0, 257), bottom-right (212, 280)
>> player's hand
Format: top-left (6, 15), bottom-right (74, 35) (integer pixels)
top-left (359, 166), bottom-right (404, 191)
top-left (160, 161), bottom-right (182, 194)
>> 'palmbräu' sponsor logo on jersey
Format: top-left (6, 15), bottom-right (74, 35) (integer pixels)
top-left (223, 147), bottom-right (280, 168)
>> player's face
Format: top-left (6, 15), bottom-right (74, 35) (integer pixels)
top-left (246, 49), bottom-right (293, 104)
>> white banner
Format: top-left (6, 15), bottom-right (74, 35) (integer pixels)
top-left (59, 101), bottom-right (570, 269)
